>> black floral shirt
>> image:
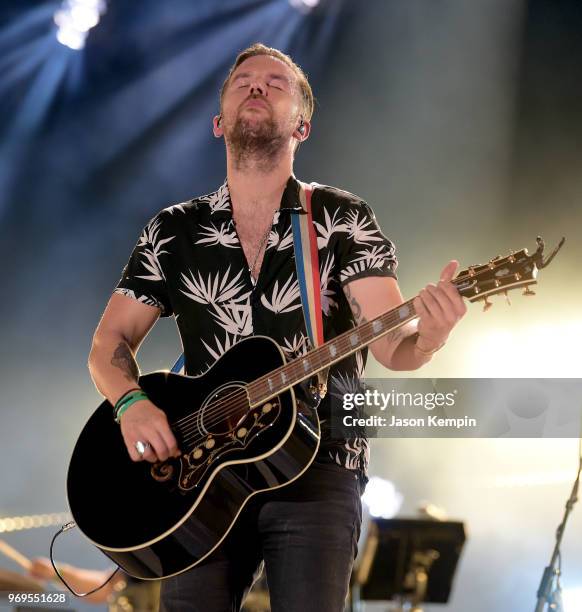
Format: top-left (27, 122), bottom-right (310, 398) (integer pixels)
top-left (115, 176), bottom-right (397, 482)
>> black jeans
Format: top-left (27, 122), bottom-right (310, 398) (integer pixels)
top-left (160, 460), bottom-right (363, 612)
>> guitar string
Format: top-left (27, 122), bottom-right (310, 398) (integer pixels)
top-left (167, 261), bottom-right (521, 447)
top-left (170, 297), bottom-right (417, 439)
top-left (171, 286), bottom-right (458, 440)
top-left (169, 293), bottom-right (422, 432)
top-left (171, 300), bottom-right (420, 448)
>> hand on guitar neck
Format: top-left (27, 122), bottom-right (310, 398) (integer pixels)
top-left (412, 260), bottom-right (468, 353)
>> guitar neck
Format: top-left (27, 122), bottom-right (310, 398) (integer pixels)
top-left (247, 297), bottom-right (418, 405)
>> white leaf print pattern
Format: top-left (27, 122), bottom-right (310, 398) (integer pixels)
top-left (281, 333), bottom-right (310, 360)
top-left (136, 217), bottom-right (174, 281)
top-left (339, 245), bottom-right (390, 282)
top-left (199, 182), bottom-right (230, 214)
top-left (335, 437), bottom-right (369, 470)
top-left (267, 225), bottom-right (294, 251)
top-left (314, 206), bottom-right (347, 249)
top-left (163, 202), bottom-right (187, 215)
top-left (260, 275), bottom-right (301, 313)
top-left (319, 252), bottom-right (336, 316)
top-left (195, 222), bottom-right (239, 248)
top-left (180, 266), bottom-right (250, 306)
top-left (114, 288), bottom-right (166, 312)
top-left (201, 331), bottom-right (238, 362)
top-left (211, 299), bottom-right (253, 337)
top-left (344, 208), bottom-right (383, 245)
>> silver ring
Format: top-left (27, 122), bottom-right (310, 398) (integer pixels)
top-left (135, 440), bottom-right (150, 456)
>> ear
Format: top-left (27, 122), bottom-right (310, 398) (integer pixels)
top-left (293, 118), bottom-right (311, 142)
top-left (213, 115), bottom-right (223, 138)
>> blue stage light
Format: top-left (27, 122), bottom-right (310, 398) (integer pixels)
top-left (54, 0), bottom-right (106, 50)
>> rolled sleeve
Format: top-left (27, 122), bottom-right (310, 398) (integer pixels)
top-left (337, 201), bottom-right (398, 287)
top-left (114, 213), bottom-right (174, 317)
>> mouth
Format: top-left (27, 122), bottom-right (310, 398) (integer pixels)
top-left (243, 98), bottom-right (269, 111)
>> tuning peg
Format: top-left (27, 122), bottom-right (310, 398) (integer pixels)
top-left (523, 286), bottom-right (536, 297)
top-left (503, 291), bottom-right (511, 306)
top-left (482, 297), bottom-right (493, 311)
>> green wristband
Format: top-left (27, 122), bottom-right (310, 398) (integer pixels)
top-left (114, 391), bottom-right (149, 423)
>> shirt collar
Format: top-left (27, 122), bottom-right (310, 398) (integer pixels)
top-left (208, 175), bottom-right (306, 220)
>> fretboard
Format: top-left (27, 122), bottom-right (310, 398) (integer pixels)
top-left (247, 297), bottom-right (418, 405)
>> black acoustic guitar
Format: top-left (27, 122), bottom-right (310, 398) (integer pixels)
top-left (67, 237), bottom-right (563, 580)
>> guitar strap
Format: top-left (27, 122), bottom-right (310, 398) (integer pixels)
top-left (292, 181), bottom-right (328, 400)
top-left (171, 180), bottom-right (329, 401)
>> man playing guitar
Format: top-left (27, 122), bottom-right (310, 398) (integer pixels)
top-left (88, 44), bottom-right (466, 611)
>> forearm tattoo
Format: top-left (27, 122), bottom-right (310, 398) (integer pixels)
top-left (111, 342), bottom-right (140, 382)
top-left (344, 284), bottom-right (411, 350)
top-left (344, 284), bottom-right (367, 324)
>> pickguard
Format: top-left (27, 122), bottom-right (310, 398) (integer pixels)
top-left (150, 399), bottom-right (281, 492)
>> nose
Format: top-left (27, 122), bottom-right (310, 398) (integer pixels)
top-left (249, 81), bottom-right (266, 97)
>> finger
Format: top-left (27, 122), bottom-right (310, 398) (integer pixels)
top-left (124, 434), bottom-right (144, 462)
top-left (413, 296), bottom-right (428, 319)
top-left (432, 282), bottom-right (463, 324)
top-left (140, 444), bottom-right (158, 463)
top-left (147, 430), bottom-right (171, 462)
top-left (439, 260), bottom-right (459, 282)
top-left (420, 285), bottom-right (446, 321)
top-left (438, 280), bottom-right (467, 317)
top-left (158, 422), bottom-right (181, 457)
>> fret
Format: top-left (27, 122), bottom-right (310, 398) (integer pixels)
top-left (398, 303), bottom-right (411, 320)
top-left (248, 298), bottom-right (419, 404)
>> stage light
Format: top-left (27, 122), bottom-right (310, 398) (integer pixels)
top-left (0, 512), bottom-right (71, 532)
top-left (54, 0), bottom-right (106, 50)
top-left (563, 587), bottom-right (582, 610)
top-left (361, 476), bottom-right (403, 519)
top-left (289, 0), bottom-right (321, 13)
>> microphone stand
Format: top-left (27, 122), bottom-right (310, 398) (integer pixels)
top-left (534, 454), bottom-right (581, 612)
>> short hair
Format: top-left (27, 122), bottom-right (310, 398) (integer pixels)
top-left (220, 43), bottom-right (314, 121)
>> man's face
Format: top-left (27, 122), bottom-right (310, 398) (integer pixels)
top-left (220, 55), bottom-right (302, 149)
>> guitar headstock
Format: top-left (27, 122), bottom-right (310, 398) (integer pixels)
top-left (453, 236), bottom-right (565, 310)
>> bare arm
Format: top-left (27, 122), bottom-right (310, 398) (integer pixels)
top-left (88, 293), bottom-right (159, 404)
top-left (343, 261), bottom-right (467, 371)
top-left (88, 293), bottom-right (179, 462)
top-left (343, 277), bottom-right (426, 370)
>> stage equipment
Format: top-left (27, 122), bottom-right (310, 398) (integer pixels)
top-left (352, 518), bottom-right (466, 611)
top-left (534, 436), bottom-right (582, 611)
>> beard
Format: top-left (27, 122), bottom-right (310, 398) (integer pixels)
top-left (225, 106), bottom-right (288, 172)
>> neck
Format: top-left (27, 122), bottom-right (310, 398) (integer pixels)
top-left (226, 149), bottom-right (294, 216)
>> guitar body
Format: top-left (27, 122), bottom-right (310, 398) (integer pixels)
top-left (67, 336), bottom-right (320, 580)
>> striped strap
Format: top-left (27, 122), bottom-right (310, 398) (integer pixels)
top-left (292, 181), bottom-right (328, 399)
top-left (171, 352), bottom-right (185, 374)
top-left (291, 182), bottom-right (324, 348)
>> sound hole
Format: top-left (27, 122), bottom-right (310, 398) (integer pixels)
top-left (200, 384), bottom-right (249, 436)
